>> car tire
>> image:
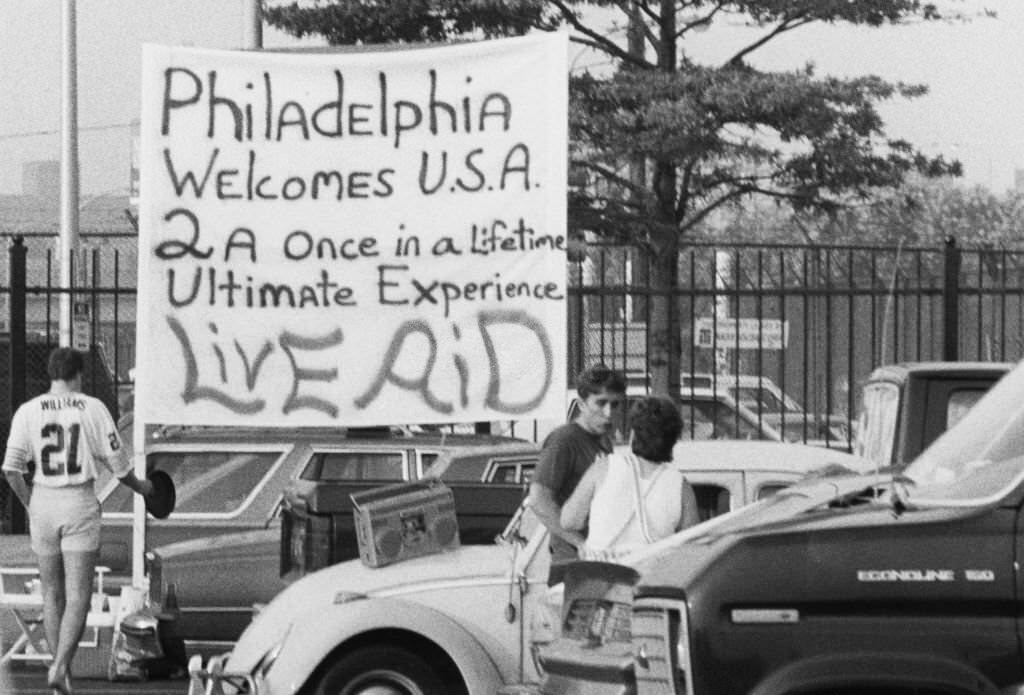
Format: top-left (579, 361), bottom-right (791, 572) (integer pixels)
top-left (311, 644), bottom-right (449, 695)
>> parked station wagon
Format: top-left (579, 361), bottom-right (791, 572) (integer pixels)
top-left (0, 423), bottom-right (539, 654)
top-left (124, 427), bottom-right (536, 653)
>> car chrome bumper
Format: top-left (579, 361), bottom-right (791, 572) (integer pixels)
top-left (187, 653), bottom-right (259, 695)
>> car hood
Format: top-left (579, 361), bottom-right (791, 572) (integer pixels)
top-left (243, 542), bottom-right (512, 646)
top-left (283, 542), bottom-right (511, 600)
top-left (629, 472), bottom-right (891, 581)
top-left (634, 473), bottom-right (969, 595)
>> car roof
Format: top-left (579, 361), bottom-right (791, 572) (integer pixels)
top-left (667, 440), bottom-right (870, 475)
top-left (143, 424), bottom-right (532, 450)
top-left (424, 440), bottom-right (540, 477)
top-left (629, 372), bottom-right (789, 388)
top-left (572, 385), bottom-right (744, 400)
top-left (865, 361), bottom-right (1015, 385)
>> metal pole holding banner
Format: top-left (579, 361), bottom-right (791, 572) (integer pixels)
top-left (132, 0), bottom-right (270, 591)
top-left (131, 406), bottom-right (146, 587)
top-left (59, 0), bottom-right (80, 348)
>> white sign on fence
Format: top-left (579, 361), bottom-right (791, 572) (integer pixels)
top-left (72, 300), bottom-right (92, 351)
top-left (694, 317), bottom-right (789, 350)
top-left (136, 34), bottom-right (569, 427)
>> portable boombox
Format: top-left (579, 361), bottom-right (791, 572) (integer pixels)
top-left (351, 480), bottom-right (460, 568)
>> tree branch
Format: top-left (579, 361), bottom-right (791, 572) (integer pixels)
top-left (679, 181), bottom-right (811, 234)
top-left (676, 2), bottom-right (726, 39)
top-left (678, 186), bottom-right (754, 234)
top-left (572, 159), bottom-right (648, 198)
top-left (548, 0), bottom-right (653, 69)
top-left (726, 14), bottom-right (814, 65)
top-left (633, 0), bottom-right (662, 25)
top-left (675, 161), bottom-right (695, 222)
top-left (607, 0), bottom-right (660, 55)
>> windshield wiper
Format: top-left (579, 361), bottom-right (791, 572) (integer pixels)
top-left (889, 474), bottom-right (916, 517)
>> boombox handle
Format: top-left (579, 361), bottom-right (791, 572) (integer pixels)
top-left (349, 478), bottom-right (448, 509)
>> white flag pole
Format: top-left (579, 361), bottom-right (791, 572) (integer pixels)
top-left (59, 0), bottom-right (79, 348)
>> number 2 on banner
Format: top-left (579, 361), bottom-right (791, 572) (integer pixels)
top-left (40, 424), bottom-right (81, 476)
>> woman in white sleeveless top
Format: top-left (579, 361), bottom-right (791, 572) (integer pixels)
top-left (561, 395), bottom-right (700, 561)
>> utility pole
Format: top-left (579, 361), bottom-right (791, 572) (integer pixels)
top-left (243, 0), bottom-right (263, 49)
top-left (59, 0), bottom-right (80, 348)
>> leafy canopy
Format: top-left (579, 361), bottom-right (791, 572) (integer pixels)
top-left (265, 0), bottom-right (970, 391)
top-left (264, 0), bottom-right (963, 240)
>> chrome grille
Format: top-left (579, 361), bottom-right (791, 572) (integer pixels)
top-left (562, 599), bottom-right (633, 643)
top-left (632, 601), bottom-right (687, 695)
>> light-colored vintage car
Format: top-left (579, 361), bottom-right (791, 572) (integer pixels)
top-left (185, 441), bottom-right (868, 695)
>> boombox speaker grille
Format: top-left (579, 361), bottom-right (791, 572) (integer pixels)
top-left (432, 515), bottom-right (458, 547)
top-left (352, 480), bottom-right (461, 568)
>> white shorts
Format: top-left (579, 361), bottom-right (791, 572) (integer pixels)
top-left (28, 484), bottom-right (101, 555)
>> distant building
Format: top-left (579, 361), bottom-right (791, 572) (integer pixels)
top-left (0, 192), bottom-right (136, 236)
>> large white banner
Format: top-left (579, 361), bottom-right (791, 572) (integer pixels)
top-left (137, 34), bottom-right (568, 427)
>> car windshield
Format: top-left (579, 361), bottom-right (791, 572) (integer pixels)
top-left (903, 361), bottom-right (1024, 505)
top-left (731, 386), bottom-right (786, 414)
top-left (854, 381), bottom-right (900, 467)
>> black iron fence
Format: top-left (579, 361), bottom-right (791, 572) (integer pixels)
top-left (1, 234), bottom-right (136, 532)
top-left (567, 237), bottom-right (1024, 440)
top-left (2, 233), bottom-right (1023, 531)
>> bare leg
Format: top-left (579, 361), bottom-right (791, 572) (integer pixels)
top-left (49, 550), bottom-right (96, 694)
top-left (36, 553), bottom-right (65, 670)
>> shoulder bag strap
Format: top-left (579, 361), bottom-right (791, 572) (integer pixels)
top-left (628, 453), bottom-right (656, 545)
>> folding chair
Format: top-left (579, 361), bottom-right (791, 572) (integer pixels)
top-left (0, 567), bottom-right (47, 665)
top-left (0, 565), bottom-right (111, 665)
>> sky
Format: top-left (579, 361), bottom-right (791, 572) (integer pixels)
top-left (0, 0), bottom-right (1022, 197)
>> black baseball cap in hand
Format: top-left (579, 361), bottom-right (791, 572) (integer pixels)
top-left (146, 470), bottom-right (176, 519)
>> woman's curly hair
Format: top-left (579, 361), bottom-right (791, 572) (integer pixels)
top-left (630, 396), bottom-right (682, 463)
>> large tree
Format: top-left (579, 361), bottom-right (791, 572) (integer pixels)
top-left (265, 0), bottom-right (963, 395)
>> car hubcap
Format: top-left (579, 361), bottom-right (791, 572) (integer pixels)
top-left (340, 670), bottom-right (424, 695)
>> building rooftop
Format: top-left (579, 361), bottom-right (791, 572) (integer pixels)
top-left (0, 193), bottom-right (136, 236)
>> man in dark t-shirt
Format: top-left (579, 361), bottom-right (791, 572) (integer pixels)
top-left (529, 364), bottom-right (626, 585)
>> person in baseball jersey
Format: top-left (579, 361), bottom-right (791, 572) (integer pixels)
top-left (3, 347), bottom-right (153, 695)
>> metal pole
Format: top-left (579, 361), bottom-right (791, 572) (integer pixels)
top-left (942, 236), bottom-right (961, 361)
top-left (59, 0), bottom-right (79, 348)
top-left (243, 0), bottom-right (263, 49)
top-left (9, 238), bottom-right (26, 409)
top-left (7, 238), bottom-right (27, 534)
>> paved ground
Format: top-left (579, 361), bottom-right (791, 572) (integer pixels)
top-left (0, 601), bottom-right (192, 693)
top-left (1, 665), bottom-right (187, 694)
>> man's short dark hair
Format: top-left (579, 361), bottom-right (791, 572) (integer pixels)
top-left (47, 347), bottom-right (85, 382)
top-left (576, 363), bottom-right (627, 399)
top-left (630, 396), bottom-right (682, 463)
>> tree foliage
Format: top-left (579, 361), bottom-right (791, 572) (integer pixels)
top-left (712, 178), bottom-right (1024, 248)
top-left (264, 0), bottom-right (968, 392)
top-left (263, 0), bottom-right (555, 44)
